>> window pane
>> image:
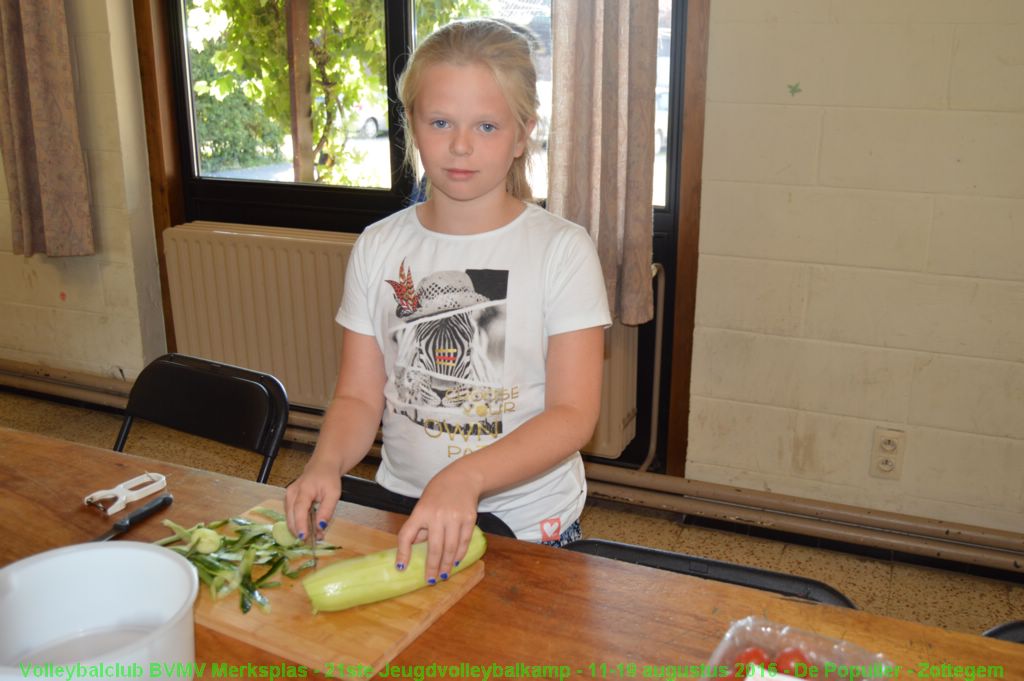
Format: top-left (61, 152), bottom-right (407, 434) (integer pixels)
top-left (412, 1), bottom-right (673, 207)
top-left (654, 0), bottom-right (672, 207)
top-left (184, 0), bottom-right (391, 189)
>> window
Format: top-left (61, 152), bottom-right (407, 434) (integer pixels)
top-left (169, 0), bottom-right (678, 230)
top-left (161, 0), bottom-right (690, 470)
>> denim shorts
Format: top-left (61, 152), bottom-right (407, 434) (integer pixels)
top-left (539, 519), bottom-right (582, 548)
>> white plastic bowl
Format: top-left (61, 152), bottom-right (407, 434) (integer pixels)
top-left (0, 542), bottom-right (198, 681)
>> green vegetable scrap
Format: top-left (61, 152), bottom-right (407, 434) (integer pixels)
top-left (154, 506), bottom-right (336, 614)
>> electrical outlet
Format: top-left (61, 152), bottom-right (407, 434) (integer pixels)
top-left (869, 427), bottom-right (905, 480)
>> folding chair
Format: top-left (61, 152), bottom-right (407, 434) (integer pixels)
top-left (114, 353), bottom-right (289, 484)
top-left (565, 538), bottom-right (857, 608)
top-left (340, 474), bottom-right (516, 538)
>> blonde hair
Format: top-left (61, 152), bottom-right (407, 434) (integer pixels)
top-left (398, 18), bottom-right (539, 202)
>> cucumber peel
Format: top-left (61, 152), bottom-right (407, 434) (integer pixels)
top-left (154, 508), bottom-right (336, 614)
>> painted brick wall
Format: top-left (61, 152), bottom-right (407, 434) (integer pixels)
top-left (0, 1), bottom-right (163, 379)
top-left (688, 0), bottom-right (1024, 532)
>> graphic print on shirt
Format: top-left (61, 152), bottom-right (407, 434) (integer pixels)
top-left (385, 260), bottom-right (513, 457)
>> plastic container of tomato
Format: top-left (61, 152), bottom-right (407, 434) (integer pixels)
top-left (701, 616), bottom-right (898, 680)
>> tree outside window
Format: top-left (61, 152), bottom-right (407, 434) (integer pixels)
top-left (184, 0), bottom-right (488, 189)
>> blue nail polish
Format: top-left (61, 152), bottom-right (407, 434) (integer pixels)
top-left (454, 560), bottom-right (460, 567)
top-left (318, 520), bottom-right (328, 529)
top-left (440, 572), bottom-right (449, 581)
top-left (298, 532), bottom-right (305, 540)
top-left (396, 562), bottom-right (405, 571)
top-left (427, 577), bottom-right (437, 585)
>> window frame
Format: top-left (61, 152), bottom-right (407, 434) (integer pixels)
top-left (140, 0), bottom-right (706, 474)
top-left (165, 0), bottom-right (416, 232)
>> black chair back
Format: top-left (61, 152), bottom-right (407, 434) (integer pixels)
top-left (566, 538), bottom-right (857, 608)
top-left (340, 474), bottom-right (516, 538)
top-left (983, 620), bottom-right (1024, 643)
top-left (114, 353), bottom-right (289, 483)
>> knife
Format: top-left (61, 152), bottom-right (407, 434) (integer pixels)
top-left (91, 494), bottom-right (174, 542)
top-left (307, 501), bottom-right (319, 568)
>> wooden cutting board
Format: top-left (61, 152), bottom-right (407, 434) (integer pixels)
top-left (192, 499), bottom-right (485, 677)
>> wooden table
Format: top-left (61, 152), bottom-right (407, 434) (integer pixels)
top-left (2, 426), bottom-right (1022, 678)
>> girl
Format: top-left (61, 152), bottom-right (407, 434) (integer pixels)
top-left (285, 18), bottom-right (610, 584)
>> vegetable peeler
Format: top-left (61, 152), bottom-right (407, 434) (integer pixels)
top-left (84, 472), bottom-right (168, 516)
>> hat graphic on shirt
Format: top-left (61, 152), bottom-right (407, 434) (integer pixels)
top-left (386, 263), bottom-right (488, 321)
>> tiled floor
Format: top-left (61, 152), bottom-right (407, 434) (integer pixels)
top-left (2, 389), bottom-right (1022, 637)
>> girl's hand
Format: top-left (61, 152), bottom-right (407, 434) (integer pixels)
top-left (394, 466), bottom-right (481, 584)
top-left (284, 329), bottom-right (386, 543)
top-left (284, 458), bottom-right (342, 542)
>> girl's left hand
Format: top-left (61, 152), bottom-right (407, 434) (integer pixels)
top-left (394, 466), bottom-right (481, 585)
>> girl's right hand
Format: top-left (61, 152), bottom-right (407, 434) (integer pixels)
top-left (284, 458), bottom-right (342, 542)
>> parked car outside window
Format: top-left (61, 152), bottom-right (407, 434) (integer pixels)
top-left (352, 100), bottom-right (388, 138)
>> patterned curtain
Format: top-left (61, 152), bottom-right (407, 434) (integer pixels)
top-left (0, 0), bottom-right (95, 256)
top-left (546, 0), bottom-right (658, 325)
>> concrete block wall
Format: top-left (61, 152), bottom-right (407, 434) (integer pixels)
top-left (688, 0), bottom-right (1024, 531)
top-left (0, 1), bottom-right (163, 379)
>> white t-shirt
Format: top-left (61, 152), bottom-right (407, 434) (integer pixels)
top-left (337, 202), bottom-right (612, 541)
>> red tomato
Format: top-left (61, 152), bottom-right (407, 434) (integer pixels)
top-left (774, 647), bottom-right (810, 674)
top-left (733, 647), bottom-right (771, 678)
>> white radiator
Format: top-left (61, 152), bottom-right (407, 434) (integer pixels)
top-left (164, 222), bottom-right (636, 458)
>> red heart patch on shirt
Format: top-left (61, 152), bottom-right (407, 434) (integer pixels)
top-left (540, 517), bottom-right (561, 542)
